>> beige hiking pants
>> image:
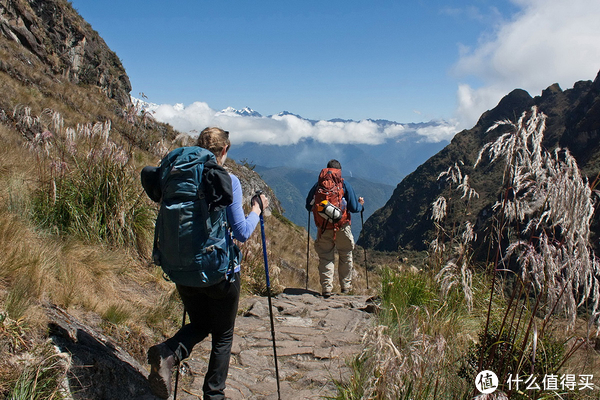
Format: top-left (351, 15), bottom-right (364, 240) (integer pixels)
top-left (314, 224), bottom-right (355, 294)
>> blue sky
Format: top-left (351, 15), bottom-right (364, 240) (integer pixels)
top-left (70, 0), bottom-right (600, 144)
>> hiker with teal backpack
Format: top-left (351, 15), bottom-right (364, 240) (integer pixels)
top-left (305, 159), bottom-right (364, 298)
top-left (141, 127), bottom-right (268, 400)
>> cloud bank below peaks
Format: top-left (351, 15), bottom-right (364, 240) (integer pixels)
top-left (142, 100), bottom-right (459, 146)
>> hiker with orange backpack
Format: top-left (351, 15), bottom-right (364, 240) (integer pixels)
top-left (305, 159), bottom-right (365, 298)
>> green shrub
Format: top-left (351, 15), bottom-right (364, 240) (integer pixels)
top-left (103, 304), bottom-right (130, 325)
top-left (381, 268), bottom-right (436, 311)
top-left (21, 111), bottom-right (156, 254)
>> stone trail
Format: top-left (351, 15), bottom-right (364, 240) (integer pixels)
top-left (176, 289), bottom-right (375, 400)
top-left (46, 289), bottom-right (376, 400)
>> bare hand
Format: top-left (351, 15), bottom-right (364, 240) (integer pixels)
top-left (358, 197), bottom-right (365, 205)
top-left (251, 193), bottom-right (269, 214)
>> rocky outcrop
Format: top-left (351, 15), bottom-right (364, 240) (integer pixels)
top-left (226, 159), bottom-right (284, 215)
top-left (47, 304), bottom-right (155, 400)
top-left (359, 70), bottom-right (600, 253)
top-left (0, 0), bottom-right (131, 106)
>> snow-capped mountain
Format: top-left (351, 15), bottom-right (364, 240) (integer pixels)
top-left (216, 106), bottom-right (262, 117)
top-left (131, 96), bottom-right (159, 113)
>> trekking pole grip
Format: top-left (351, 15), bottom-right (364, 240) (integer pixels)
top-left (253, 190), bottom-right (265, 214)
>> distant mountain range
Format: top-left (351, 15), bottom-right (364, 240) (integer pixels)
top-left (134, 98), bottom-right (452, 233)
top-left (132, 97), bottom-right (451, 186)
top-left (229, 135), bottom-right (448, 187)
top-left (217, 106), bottom-right (263, 118)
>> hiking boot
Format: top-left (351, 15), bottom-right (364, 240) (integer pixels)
top-left (147, 343), bottom-right (177, 399)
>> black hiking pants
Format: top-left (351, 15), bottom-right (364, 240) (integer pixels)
top-left (165, 272), bottom-right (240, 400)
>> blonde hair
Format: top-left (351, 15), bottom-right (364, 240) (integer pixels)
top-left (196, 127), bottom-right (231, 157)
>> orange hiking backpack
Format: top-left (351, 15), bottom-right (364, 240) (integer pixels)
top-left (312, 168), bottom-right (349, 233)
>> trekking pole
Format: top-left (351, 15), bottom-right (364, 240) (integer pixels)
top-left (254, 190), bottom-right (282, 400)
top-left (360, 210), bottom-right (370, 290)
top-left (173, 307), bottom-right (186, 400)
top-left (306, 210), bottom-right (311, 290)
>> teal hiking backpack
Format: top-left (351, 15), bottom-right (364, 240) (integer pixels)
top-left (144, 146), bottom-right (237, 287)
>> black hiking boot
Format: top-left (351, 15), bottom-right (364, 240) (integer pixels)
top-left (147, 343), bottom-right (177, 399)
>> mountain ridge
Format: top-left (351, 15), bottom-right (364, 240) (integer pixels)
top-left (0, 0), bottom-right (132, 107)
top-left (358, 73), bottom-right (600, 253)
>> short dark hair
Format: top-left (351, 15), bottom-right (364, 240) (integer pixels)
top-left (327, 159), bottom-right (342, 169)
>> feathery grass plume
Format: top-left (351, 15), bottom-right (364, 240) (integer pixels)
top-left (438, 161), bottom-right (464, 185)
top-left (475, 107), bottom-right (546, 222)
top-left (150, 139), bottom-right (170, 158)
top-left (432, 196), bottom-right (447, 223)
top-left (468, 106), bottom-right (600, 397)
top-left (457, 174), bottom-right (479, 202)
top-left (435, 242), bottom-right (474, 311)
top-left (337, 268), bottom-right (473, 400)
top-left (358, 315), bottom-right (458, 399)
top-left (13, 105), bottom-right (34, 131)
top-left (429, 161), bottom-right (478, 310)
top-left (477, 106), bottom-right (599, 330)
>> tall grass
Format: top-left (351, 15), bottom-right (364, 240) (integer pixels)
top-left (1, 312), bottom-right (69, 400)
top-left (0, 103), bottom-right (185, 398)
top-left (334, 268), bottom-right (474, 400)
top-left (431, 161), bottom-right (479, 311)
top-left (443, 107), bottom-right (599, 397)
top-left (14, 106), bottom-right (156, 254)
top-left (0, 50), bottom-right (195, 397)
top-left (7, 342), bottom-right (70, 400)
top-left (469, 107), bottom-right (600, 397)
top-left (336, 107), bottom-right (600, 399)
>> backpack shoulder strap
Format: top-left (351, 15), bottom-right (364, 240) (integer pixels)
top-left (203, 160), bottom-right (233, 211)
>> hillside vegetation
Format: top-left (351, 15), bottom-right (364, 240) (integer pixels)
top-left (0, 0), bottom-right (338, 397)
top-left (1, 1), bottom-right (600, 399)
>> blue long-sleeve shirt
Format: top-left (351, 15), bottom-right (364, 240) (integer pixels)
top-left (227, 174), bottom-right (260, 242)
top-left (305, 179), bottom-right (363, 213)
top-left (226, 174), bottom-right (260, 274)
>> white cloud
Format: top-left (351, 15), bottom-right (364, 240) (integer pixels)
top-left (453, 0), bottom-right (600, 128)
top-left (415, 120), bottom-right (462, 143)
top-left (149, 102), bottom-right (421, 145)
